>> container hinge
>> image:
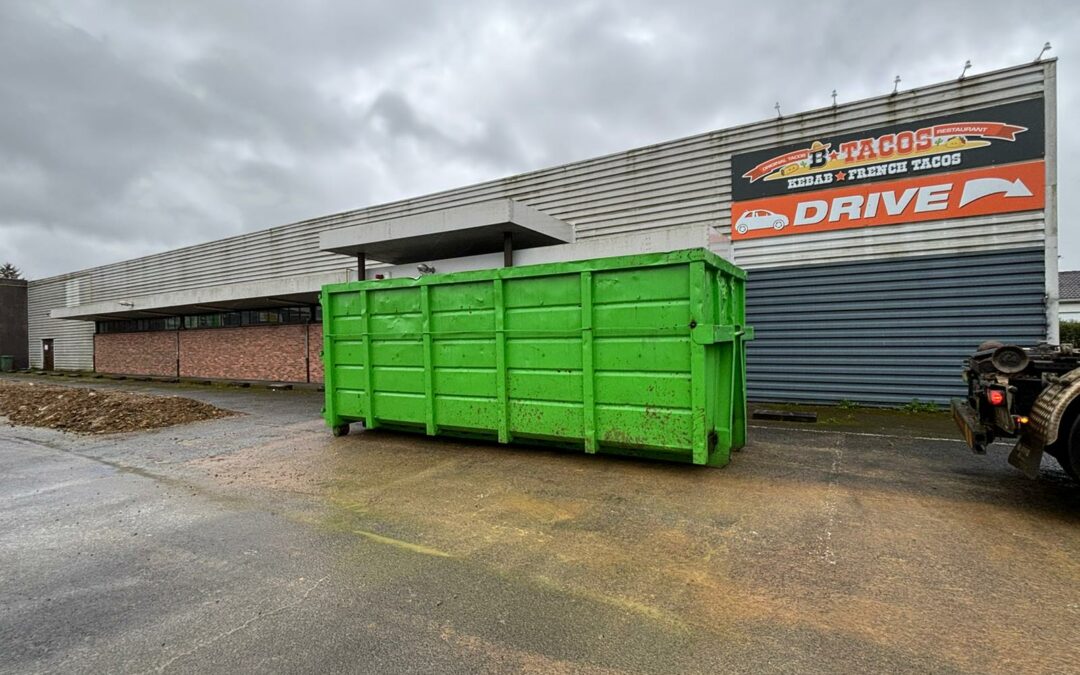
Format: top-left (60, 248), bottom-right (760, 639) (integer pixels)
top-left (691, 324), bottom-right (751, 345)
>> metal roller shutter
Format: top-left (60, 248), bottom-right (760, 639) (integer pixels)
top-left (746, 248), bottom-right (1047, 405)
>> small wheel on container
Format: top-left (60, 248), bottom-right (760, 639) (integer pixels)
top-left (332, 424), bottom-right (350, 437)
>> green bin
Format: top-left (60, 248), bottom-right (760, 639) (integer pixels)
top-left (321, 248), bottom-right (752, 466)
top-left (0, 356), bottom-right (13, 373)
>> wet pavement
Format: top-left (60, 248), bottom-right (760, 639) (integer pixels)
top-left (0, 375), bottom-right (1077, 673)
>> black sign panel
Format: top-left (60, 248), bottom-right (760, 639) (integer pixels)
top-left (731, 98), bottom-right (1044, 202)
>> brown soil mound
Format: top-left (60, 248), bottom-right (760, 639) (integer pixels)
top-left (0, 382), bottom-right (235, 433)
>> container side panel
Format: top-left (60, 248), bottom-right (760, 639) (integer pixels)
top-left (431, 309), bottom-right (495, 333)
top-left (436, 395), bottom-right (500, 431)
top-left (333, 391), bottom-right (366, 418)
top-left (506, 338), bottom-right (582, 370)
top-left (430, 282), bottom-right (494, 311)
top-left (593, 337), bottom-right (690, 372)
top-left (332, 364), bottom-right (366, 390)
top-left (593, 301), bottom-right (690, 331)
top-left (432, 367), bottom-right (497, 398)
top-left (503, 273), bottom-right (587, 441)
top-left (370, 314), bottom-right (423, 336)
top-left (504, 275), bottom-right (581, 308)
top-left (595, 405), bottom-right (693, 451)
top-left (372, 392), bottom-right (426, 424)
top-left (431, 339), bottom-right (495, 368)
top-left (587, 263), bottom-right (698, 456)
top-left (332, 316), bottom-right (365, 336)
top-left (593, 265), bottom-right (690, 305)
top-left (508, 370), bottom-right (584, 403)
top-left (371, 340), bottom-right (424, 366)
top-left (331, 340), bottom-right (366, 365)
top-left (369, 287), bottom-right (421, 315)
top-left (509, 400), bottom-right (583, 439)
top-left (372, 366), bottom-right (425, 394)
top-left (595, 372), bottom-right (691, 408)
top-left (504, 306), bottom-right (580, 332)
top-left (329, 292), bottom-right (363, 316)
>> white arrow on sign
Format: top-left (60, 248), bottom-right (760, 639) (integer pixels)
top-left (959, 177), bottom-right (1033, 208)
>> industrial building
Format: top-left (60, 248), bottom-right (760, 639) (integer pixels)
top-left (0, 278), bottom-right (28, 371)
top-left (25, 60), bottom-right (1057, 405)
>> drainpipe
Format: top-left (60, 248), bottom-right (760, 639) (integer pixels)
top-left (304, 314), bottom-right (311, 384)
top-left (175, 320), bottom-right (181, 378)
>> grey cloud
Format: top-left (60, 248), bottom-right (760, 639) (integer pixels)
top-left (364, 90), bottom-right (527, 169)
top-left (0, 0), bottom-right (1077, 278)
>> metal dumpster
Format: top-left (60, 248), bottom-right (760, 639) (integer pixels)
top-left (321, 248), bottom-right (752, 466)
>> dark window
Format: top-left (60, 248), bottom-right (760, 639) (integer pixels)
top-left (97, 306), bottom-right (314, 334)
top-left (96, 317), bottom-right (179, 333)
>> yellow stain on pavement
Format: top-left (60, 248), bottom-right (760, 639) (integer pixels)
top-left (353, 529), bottom-right (451, 558)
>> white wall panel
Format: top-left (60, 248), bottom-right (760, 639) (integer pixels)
top-left (27, 279), bottom-right (94, 369)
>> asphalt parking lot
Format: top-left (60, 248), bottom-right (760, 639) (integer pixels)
top-left (1, 376), bottom-right (1077, 674)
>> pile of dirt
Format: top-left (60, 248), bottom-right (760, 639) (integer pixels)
top-left (0, 382), bottom-right (235, 433)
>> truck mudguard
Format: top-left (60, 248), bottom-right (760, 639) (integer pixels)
top-left (1010, 367), bottom-right (1080, 477)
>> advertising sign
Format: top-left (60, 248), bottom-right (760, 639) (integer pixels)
top-left (731, 160), bottom-right (1045, 241)
top-left (731, 98), bottom-right (1044, 202)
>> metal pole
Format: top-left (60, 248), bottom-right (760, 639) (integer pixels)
top-left (357, 252), bottom-right (366, 281)
top-left (503, 232), bottom-right (513, 267)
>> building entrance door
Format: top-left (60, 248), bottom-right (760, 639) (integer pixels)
top-left (42, 339), bottom-right (54, 370)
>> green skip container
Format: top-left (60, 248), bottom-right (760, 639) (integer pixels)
top-left (321, 248), bottom-right (752, 466)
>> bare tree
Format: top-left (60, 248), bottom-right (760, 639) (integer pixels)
top-left (0, 262), bottom-right (21, 279)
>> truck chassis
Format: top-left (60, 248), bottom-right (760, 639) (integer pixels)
top-left (951, 342), bottom-right (1080, 480)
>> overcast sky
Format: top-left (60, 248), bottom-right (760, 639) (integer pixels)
top-left (1, 1), bottom-right (1077, 279)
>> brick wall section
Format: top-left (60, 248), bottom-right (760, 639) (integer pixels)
top-left (93, 323), bottom-right (324, 382)
top-left (180, 324), bottom-right (308, 382)
top-left (94, 332), bottom-right (178, 377)
top-left (308, 323), bottom-right (324, 383)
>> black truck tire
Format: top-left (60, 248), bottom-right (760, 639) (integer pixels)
top-left (1048, 414), bottom-right (1080, 480)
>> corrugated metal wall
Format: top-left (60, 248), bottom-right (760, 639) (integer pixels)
top-left (27, 281), bottom-right (95, 370)
top-left (746, 248), bottom-right (1047, 405)
top-left (27, 62), bottom-right (1053, 374)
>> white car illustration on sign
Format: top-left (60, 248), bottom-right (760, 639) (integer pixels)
top-left (735, 209), bottom-right (789, 234)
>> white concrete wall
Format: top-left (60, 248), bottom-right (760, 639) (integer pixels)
top-left (1059, 300), bottom-right (1080, 323)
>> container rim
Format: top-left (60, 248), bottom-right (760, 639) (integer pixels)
top-left (322, 247), bottom-right (745, 294)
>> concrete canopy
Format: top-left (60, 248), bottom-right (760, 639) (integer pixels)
top-left (49, 271), bottom-right (346, 321)
top-left (49, 224), bottom-right (721, 322)
top-left (318, 199), bottom-right (574, 263)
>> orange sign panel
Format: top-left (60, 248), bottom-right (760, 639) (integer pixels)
top-left (731, 160), bottom-right (1045, 240)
